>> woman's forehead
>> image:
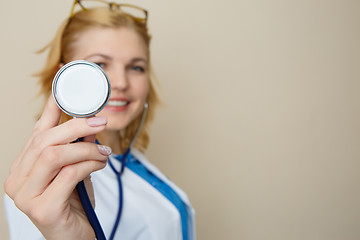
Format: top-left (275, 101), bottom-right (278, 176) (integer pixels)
top-left (71, 27), bottom-right (148, 60)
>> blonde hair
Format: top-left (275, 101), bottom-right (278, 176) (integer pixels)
top-left (36, 7), bottom-right (160, 152)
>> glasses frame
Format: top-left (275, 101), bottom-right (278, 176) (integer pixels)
top-left (70, 0), bottom-right (148, 23)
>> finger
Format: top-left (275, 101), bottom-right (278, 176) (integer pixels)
top-left (14, 116), bottom-right (107, 179)
top-left (36, 116), bottom-right (107, 149)
top-left (42, 158), bottom-right (107, 207)
top-left (16, 142), bottom-right (111, 199)
top-left (34, 96), bottom-right (62, 133)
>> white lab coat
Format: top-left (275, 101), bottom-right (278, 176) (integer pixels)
top-left (4, 148), bottom-right (196, 240)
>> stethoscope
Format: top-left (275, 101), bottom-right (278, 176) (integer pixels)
top-left (52, 60), bottom-right (148, 240)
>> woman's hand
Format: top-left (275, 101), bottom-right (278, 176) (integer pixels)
top-left (4, 96), bottom-right (111, 240)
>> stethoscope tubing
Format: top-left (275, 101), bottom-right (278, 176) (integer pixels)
top-left (107, 148), bottom-right (130, 240)
top-left (76, 103), bottom-right (148, 240)
top-left (76, 180), bottom-right (107, 239)
top-left (75, 137), bottom-right (107, 240)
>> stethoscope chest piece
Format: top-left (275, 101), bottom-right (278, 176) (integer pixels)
top-left (52, 60), bottom-right (111, 118)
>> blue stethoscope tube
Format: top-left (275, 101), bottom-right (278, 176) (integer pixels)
top-left (76, 179), bottom-right (107, 239)
top-left (76, 103), bottom-right (148, 240)
top-left (76, 151), bottom-right (128, 240)
top-left (107, 148), bottom-right (129, 239)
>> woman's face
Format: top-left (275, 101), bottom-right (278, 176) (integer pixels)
top-left (69, 27), bottom-right (149, 131)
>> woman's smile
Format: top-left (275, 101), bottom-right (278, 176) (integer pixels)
top-left (105, 98), bottom-right (130, 112)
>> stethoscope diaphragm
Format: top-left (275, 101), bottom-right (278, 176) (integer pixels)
top-left (52, 60), bottom-right (111, 118)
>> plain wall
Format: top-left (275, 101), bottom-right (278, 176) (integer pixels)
top-left (1, 0), bottom-right (359, 239)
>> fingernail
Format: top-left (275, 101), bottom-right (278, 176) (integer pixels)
top-left (97, 145), bottom-right (112, 156)
top-left (87, 116), bottom-right (107, 127)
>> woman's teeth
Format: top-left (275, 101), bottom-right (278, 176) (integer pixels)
top-left (108, 100), bottom-right (128, 107)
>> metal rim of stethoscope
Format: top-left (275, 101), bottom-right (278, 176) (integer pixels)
top-left (52, 60), bottom-right (111, 118)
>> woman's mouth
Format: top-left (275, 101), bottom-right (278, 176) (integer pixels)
top-left (105, 99), bottom-right (130, 112)
top-left (107, 100), bottom-right (128, 107)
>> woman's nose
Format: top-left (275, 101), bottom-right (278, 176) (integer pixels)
top-left (109, 67), bottom-right (129, 91)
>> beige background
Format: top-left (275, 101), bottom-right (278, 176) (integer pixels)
top-left (1, 0), bottom-right (359, 239)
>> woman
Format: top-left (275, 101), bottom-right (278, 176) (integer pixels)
top-left (4, 1), bottom-right (195, 239)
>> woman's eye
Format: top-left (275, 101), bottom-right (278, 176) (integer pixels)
top-left (131, 65), bottom-right (145, 73)
top-left (94, 62), bottom-right (105, 69)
